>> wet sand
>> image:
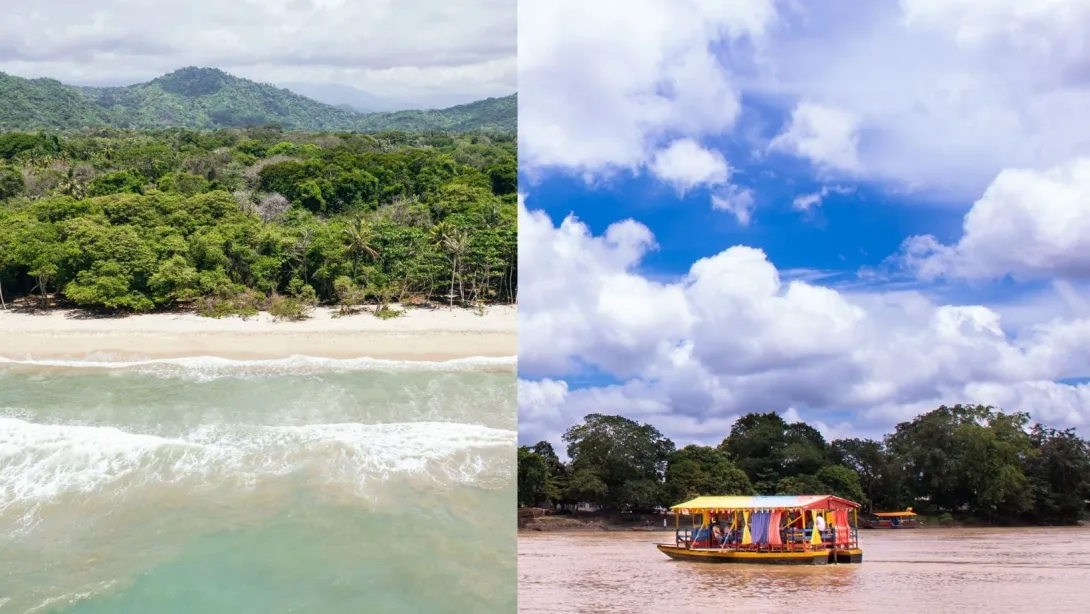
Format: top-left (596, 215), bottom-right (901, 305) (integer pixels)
top-left (518, 528), bottom-right (1090, 613)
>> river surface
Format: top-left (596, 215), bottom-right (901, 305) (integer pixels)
top-left (518, 528), bottom-right (1090, 613)
top-left (0, 356), bottom-right (516, 613)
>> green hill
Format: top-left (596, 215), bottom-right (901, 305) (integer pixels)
top-left (354, 95), bottom-right (518, 133)
top-left (0, 67), bottom-right (515, 133)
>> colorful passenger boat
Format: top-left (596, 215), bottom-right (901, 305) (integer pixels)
top-left (656, 495), bottom-right (863, 565)
top-left (859, 509), bottom-right (918, 529)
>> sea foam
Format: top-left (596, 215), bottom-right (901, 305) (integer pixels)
top-left (0, 354), bottom-right (517, 380)
top-left (0, 417), bottom-right (515, 532)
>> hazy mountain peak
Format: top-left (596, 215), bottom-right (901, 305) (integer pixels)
top-left (150, 66), bottom-right (238, 97)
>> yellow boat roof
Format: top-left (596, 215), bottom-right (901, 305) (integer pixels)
top-left (670, 495), bottom-right (860, 512)
top-left (874, 511), bottom-right (917, 517)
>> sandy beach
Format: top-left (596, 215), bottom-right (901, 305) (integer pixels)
top-left (0, 305), bottom-right (518, 361)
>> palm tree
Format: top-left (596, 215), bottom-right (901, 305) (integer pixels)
top-left (431, 222), bottom-right (468, 309)
top-left (59, 167), bottom-right (87, 199)
top-left (287, 229), bottom-right (314, 284)
top-left (343, 216), bottom-right (381, 278)
top-left (0, 241), bottom-right (7, 310)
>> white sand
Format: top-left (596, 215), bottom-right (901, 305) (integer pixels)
top-left (0, 305), bottom-right (517, 360)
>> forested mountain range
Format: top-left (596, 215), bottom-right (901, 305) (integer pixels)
top-left (0, 67), bottom-right (516, 133)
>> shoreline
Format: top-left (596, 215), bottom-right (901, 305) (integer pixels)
top-left (0, 304), bottom-right (517, 361)
top-left (518, 511), bottom-right (1090, 533)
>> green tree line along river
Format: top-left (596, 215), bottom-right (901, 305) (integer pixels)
top-left (518, 405), bottom-right (1090, 526)
top-left (0, 128), bottom-right (516, 318)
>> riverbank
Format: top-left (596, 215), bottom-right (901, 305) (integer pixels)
top-left (0, 304), bottom-right (517, 361)
top-left (518, 509), bottom-right (1088, 533)
top-left (519, 510), bottom-right (675, 533)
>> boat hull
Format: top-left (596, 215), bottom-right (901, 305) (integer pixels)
top-left (657, 545), bottom-right (861, 565)
top-left (832, 548), bottom-right (864, 564)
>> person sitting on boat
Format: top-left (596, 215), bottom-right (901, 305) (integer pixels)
top-left (711, 523), bottom-right (723, 544)
top-left (814, 512), bottom-right (827, 535)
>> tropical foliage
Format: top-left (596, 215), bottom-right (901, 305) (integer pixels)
top-left (518, 405), bottom-right (1090, 526)
top-left (0, 126), bottom-right (517, 315)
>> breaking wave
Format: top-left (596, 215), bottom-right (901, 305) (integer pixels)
top-left (0, 354), bottom-right (517, 380)
top-left (0, 417), bottom-right (516, 533)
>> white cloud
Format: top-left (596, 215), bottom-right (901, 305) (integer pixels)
top-left (518, 0), bottom-right (777, 176)
top-left (770, 102), bottom-right (861, 172)
top-left (739, 0), bottom-right (1090, 197)
top-left (900, 0), bottom-right (1090, 53)
top-left (649, 139), bottom-right (731, 194)
top-left (792, 185), bottom-right (854, 212)
top-left (518, 377), bottom-right (748, 456)
top-left (792, 193), bottom-right (822, 212)
top-left (518, 197), bottom-right (1090, 446)
top-left (898, 158), bottom-right (1090, 281)
top-left (711, 185), bottom-right (757, 226)
top-left (515, 1), bottom-right (1090, 451)
top-left (0, 0), bottom-right (515, 104)
top-left (517, 203), bottom-right (693, 379)
top-left (519, 0), bottom-right (1090, 197)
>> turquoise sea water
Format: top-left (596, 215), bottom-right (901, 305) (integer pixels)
top-left (0, 357), bottom-right (516, 613)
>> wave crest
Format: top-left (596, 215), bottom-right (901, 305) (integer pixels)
top-left (0, 354), bottom-right (517, 380)
top-left (0, 418), bottom-right (516, 532)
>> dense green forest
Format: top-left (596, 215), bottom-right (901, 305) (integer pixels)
top-left (0, 127), bottom-right (517, 317)
top-left (0, 68), bottom-right (516, 133)
top-left (518, 405), bottom-right (1090, 526)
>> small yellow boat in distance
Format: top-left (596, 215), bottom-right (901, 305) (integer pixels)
top-left (860, 508), bottom-right (919, 529)
top-left (657, 495), bottom-right (863, 565)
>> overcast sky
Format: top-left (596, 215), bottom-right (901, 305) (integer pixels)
top-left (0, 0), bottom-right (515, 108)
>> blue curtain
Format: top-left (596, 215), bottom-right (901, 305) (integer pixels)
top-left (750, 512), bottom-right (771, 545)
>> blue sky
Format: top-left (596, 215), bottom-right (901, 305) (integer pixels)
top-left (525, 159), bottom-right (965, 281)
top-left (517, 0), bottom-right (1090, 453)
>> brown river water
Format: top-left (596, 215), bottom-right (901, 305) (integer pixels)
top-left (518, 528), bottom-right (1090, 613)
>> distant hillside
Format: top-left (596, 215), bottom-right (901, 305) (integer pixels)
top-left (0, 67), bottom-right (516, 134)
top-left (354, 95), bottom-right (518, 133)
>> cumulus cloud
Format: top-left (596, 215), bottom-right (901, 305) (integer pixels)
top-left (899, 0), bottom-right (1090, 53)
top-left (518, 0), bottom-right (776, 176)
top-left (739, 0), bottom-right (1090, 196)
top-left (516, 1), bottom-right (1090, 450)
top-left (770, 102), bottom-right (861, 172)
top-left (0, 0), bottom-right (515, 104)
top-left (519, 0), bottom-right (1090, 197)
top-left (517, 204), bottom-right (691, 379)
top-left (898, 158), bottom-right (1090, 281)
top-left (518, 198), bottom-right (1090, 447)
top-left (649, 139), bottom-right (731, 194)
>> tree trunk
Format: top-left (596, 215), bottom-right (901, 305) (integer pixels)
top-left (457, 258), bottom-right (465, 302)
top-left (507, 264), bottom-right (514, 303)
top-left (448, 258), bottom-right (457, 309)
top-left (38, 276), bottom-right (49, 308)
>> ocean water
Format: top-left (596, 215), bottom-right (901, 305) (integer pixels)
top-left (0, 356), bottom-right (517, 613)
